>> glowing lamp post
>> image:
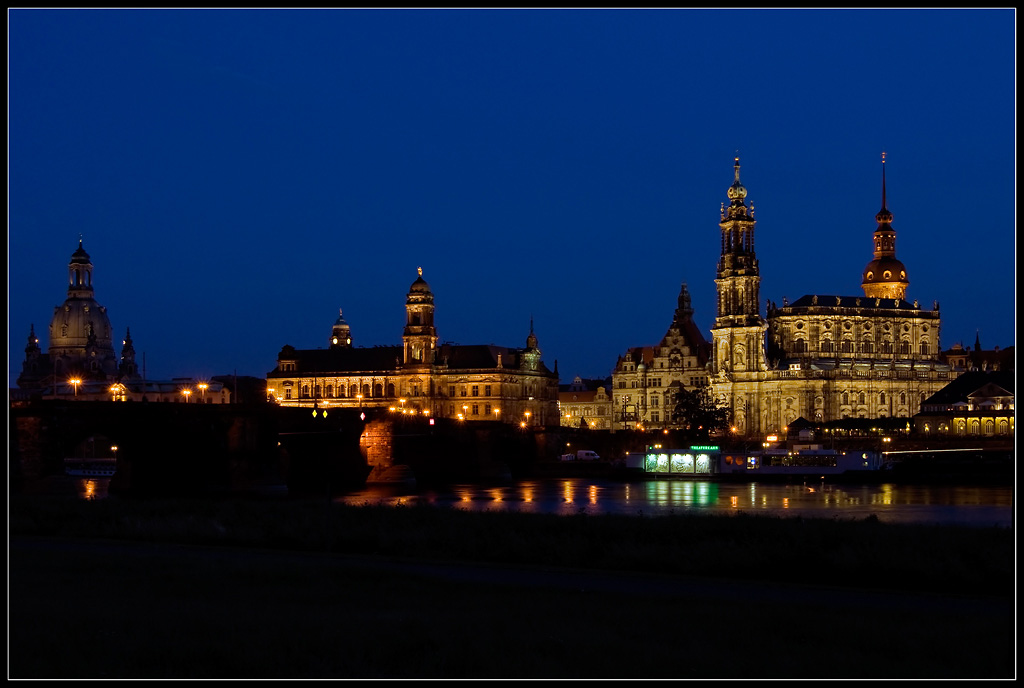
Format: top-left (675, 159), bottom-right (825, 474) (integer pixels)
top-left (198, 382), bottom-right (208, 402)
top-left (69, 378), bottom-right (81, 398)
top-left (111, 445), bottom-right (118, 461)
top-left (182, 388), bottom-right (192, 403)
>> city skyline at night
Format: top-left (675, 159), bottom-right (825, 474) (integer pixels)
top-left (9, 9), bottom-right (1016, 386)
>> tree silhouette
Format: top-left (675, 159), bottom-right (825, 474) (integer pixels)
top-left (671, 383), bottom-right (731, 440)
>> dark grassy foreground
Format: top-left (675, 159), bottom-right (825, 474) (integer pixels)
top-left (8, 495), bottom-right (1016, 679)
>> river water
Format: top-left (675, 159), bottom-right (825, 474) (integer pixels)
top-left (62, 476), bottom-right (1013, 528)
top-left (337, 478), bottom-right (1015, 528)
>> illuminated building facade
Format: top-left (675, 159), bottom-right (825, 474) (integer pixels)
top-left (266, 269), bottom-right (561, 427)
top-left (558, 376), bottom-right (613, 429)
top-left (914, 370), bottom-right (1014, 437)
top-left (610, 283), bottom-right (712, 430)
top-left (709, 156), bottom-right (956, 437)
top-left (14, 240), bottom-right (229, 404)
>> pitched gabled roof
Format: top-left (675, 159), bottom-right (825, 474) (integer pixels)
top-left (922, 371), bottom-right (1015, 406)
top-left (270, 346), bottom-right (403, 376)
top-left (268, 342), bottom-right (554, 377)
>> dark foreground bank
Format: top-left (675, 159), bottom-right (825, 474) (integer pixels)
top-left (8, 496), bottom-right (1015, 679)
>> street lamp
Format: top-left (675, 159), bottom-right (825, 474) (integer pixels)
top-left (111, 445), bottom-right (118, 460)
top-left (198, 382), bottom-right (208, 402)
top-left (493, 408), bottom-right (501, 421)
top-left (182, 388), bottom-right (192, 403)
top-left (463, 404), bottom-right (469, 420)
top-left (69, 378), bottom-right (81, 398)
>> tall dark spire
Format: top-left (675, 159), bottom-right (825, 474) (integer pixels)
top-left (862, 152), bottom-right (908, 300)
top-left (875, 151), bottom-right (893, 225)
top-left (526, 316), bottom-right (538, 350)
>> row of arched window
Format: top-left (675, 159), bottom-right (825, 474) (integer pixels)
top-left (840, 391), bottom-right (927, 406)
top-left (944, 419), bottom-right (1012, 436)
top-left (794, 339), bottom-right (930, 355)
top-left (300, 382), bottom-right (396, 399)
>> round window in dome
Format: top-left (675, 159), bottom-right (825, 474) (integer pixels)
top-left (883, 270), bottom-right (892, 279)
top-left (900, 271), bottom-right (906, 279)
top-left (866, 271), bottom-right (874, 280)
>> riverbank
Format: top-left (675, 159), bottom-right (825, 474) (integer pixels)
top-left (8, 495), bottom-right (1014, 679)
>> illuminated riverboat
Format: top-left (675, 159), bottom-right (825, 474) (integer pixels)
top-left (638, 444), bottom-right (884, 480)
top-left (64, 458), bottom-right (117, 478)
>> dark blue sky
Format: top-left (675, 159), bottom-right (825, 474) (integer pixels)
top-left (9, 9), bottom-right (1016, 385)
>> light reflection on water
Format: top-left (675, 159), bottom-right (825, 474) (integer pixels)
top-left (337, 479), bottom-right (1014, 528)
top-left (62, 476), bottom-right (1012, 528)
top-left (76, 478), bottom-right (110, 500)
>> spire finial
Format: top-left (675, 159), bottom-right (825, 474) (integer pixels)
top-left (881, 151), bottom-right (887, 210)
top-left (417, 267), bottom-right (422, 277)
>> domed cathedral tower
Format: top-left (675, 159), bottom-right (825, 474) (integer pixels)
top-left (710, 157), bottom-right (768, 379)
top-left (46, 239), bottom-right (118, 381)
top-left (329, 309), bottom-right (352, 349)
top-left (861, 152), bottom-right (909, 300)
top-left (403, 267), bottom-right (438, 367)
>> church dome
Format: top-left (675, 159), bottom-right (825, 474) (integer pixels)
top-left (49, 297), bottom-right (114, 350)
top-left (46, 240), bottom-right (118, 377)
top-left (409, 267), bottom-right (432, 294)
top-left (862, 256), bottom-right (909, 300)
top-left (47, 286), bottom-right (117, 377)
top-left (862, 257), bottom-right (908, 283)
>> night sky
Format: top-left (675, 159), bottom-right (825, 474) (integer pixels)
top-left (8, 9), bottom-right (1016, 386)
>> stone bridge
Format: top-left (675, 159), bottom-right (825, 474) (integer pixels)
top-left (9, 400), bottom-right (558, 496)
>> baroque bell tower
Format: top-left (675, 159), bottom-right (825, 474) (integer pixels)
top-left (710, 157), bottom-right (767, 378)
top-left (861, 152), bottom-right (909, 300)
top-left (403, 267), bottom-right (438, 367)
